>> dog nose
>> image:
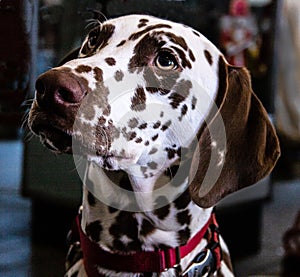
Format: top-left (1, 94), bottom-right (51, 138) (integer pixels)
top-left (35, 69), bottom-right (86, 113)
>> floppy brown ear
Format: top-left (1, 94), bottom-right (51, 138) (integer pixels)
top-left (189, 56), bottom-right (280, 208)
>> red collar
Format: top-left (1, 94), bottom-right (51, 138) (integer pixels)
top-left (76, 212), bottom-right (221, 276)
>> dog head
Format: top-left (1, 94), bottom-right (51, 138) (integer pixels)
top-left (28, 14), bottom-right (280, 208)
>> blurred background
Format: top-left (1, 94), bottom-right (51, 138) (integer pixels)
top-left (0, 0), bottom-right (299, 276)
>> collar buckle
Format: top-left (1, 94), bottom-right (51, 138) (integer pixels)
top-left (181, 249), bottom-right (216, 277)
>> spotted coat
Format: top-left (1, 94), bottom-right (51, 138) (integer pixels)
top-left (28, 14), bottom-right (280, 277)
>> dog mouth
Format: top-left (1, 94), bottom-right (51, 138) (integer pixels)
top-left (31, 123), bottom-right (73, 153)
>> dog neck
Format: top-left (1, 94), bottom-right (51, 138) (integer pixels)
top-left (80, 162), bottom-right (213, 254)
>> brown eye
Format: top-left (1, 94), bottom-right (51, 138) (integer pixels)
top-left (87, 27), bottom-right (100, 49)
top-left (155, 51), bottom-right (178, 70)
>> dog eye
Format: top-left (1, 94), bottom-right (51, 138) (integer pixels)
top-left (155, 51), bottom-right (178, 70)
top-left (87, 28), bottom-right (100, 49)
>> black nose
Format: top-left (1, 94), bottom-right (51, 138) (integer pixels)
top-left (35, 69), bottom-right (87, 114)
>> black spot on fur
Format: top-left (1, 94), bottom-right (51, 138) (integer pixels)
top-left (139, 123), bottom-right (147, 129)
top-left (174, 189), bottom-right (191, 209)
top-left (86, 220), bottom-right (103, 242)
top-left (154, 196), bottom-right (170, 220)
top-left (153, 121), bottom-right (161, 129)
top-left (181, 104), bottom-right (188, 117)
top-left (165, 147), bottom-right (180, 160)
top-left (109, 212), bottom-right (138, 240)
top-left (191, 96), bottom-right (197, 110)
top-left (161, 120), bottom-right (171, 131)
top-left (87, 191), bottom-right (96, 206)
top-left (177, 210), bottom-right (191, 225)
top-left (140, 219), bottom-right (155, 236)
top-left (108, 206), bottom-right (118, 213)
top-left (152, 134), bottom-right (159, 141)
top-left (178, 227), bottom-right (191, 245)
top-left (193, 30), bottom-right (201, 37)
top-left (135, 137), bottom-right (143, 143)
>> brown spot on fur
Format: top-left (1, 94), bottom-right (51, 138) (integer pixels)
top-left (164, 32), bottom-right (188, 51)
top-left (144, 141), bottom-right (149, 146)
top-left (128, 34), bottom-right (165, 71)
top-left (204, 49), bottom-right (213, 65)
top-left (139, 18), bottom-right (149, 24)
top-left (98, 116), bottom-right (106, 125)
top-left (129, 24), bottom-right (172, 41)
top-left (116, 40), bottom-right (126, 47)
top-left (131, 86), bottom-right (146, 111)
top-left (93, 67), bottom-right (103, 82)
top-left (114, 70), bottom-right (124, 82)
top-left (138, 22), bottom-right (148, 28)
top-left (189, 49), bottom-right (196, 62)
top-left (105, 57), bottom-right (116, 66)
top-left (147, 161), bottom-right (158, 169)
top-left (168, 80), bottom-right (192, 109)
top-left (95, 116), bottom-right (114, 152)
top-left (128, 118), bottom-right (139, 129)
top-left (75, 65), bottom-right (92, 73)
top-left (171, 45), bottom-right (192, 69)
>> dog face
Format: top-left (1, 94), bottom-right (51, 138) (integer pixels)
top-left (28, 15), bottom-right (221, 174)
top-left (28, 14), bottom-right (280, 207)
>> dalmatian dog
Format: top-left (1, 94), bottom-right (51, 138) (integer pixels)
top-left (28, 14), bottom-right (280, 277)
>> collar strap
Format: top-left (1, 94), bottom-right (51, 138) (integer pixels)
top-left (76, 213), bottom-right (219, 276)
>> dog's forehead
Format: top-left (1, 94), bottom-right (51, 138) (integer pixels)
top-left (86, 14), bottom-right (222, 62)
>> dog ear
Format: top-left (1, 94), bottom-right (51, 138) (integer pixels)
top-left (57, 47), bottom-right (81, 66)
top-left (188, 56), bottom-right (280, 208)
